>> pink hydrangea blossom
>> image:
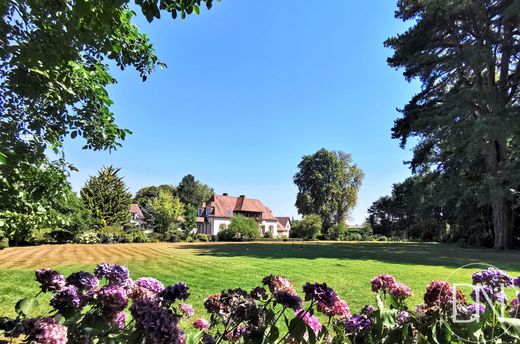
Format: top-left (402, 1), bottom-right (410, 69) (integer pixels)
top-left (193, 318), bottom-right (210, 330)
top-left (317, 299), bottom-right (351, 318)
top-left (295, 309), bottom-right (322, 335)
top-left (371, 274), bottom-right (396, 292)
top-left (179, 303), bottom-right (195, 317)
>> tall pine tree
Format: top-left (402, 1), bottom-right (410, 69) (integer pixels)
top-left (386, 0), bottom-right (520, 248)
top-left (80, 166), bottom-right (132, 227)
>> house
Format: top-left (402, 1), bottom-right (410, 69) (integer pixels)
top-left (196, 193), bottom-right (290, 238)
top-left (276, 217), bottom-right (291, 236)
top-left (129, 204), bottom-right (145, 226)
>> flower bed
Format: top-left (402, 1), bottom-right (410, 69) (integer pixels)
top-left (1, 265), bottom-right (519, 343)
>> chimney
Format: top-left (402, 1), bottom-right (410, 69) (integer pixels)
top-left (239, 194), bottom-right (245, 198)
top-left (223, 193), bottom-right (228, 196)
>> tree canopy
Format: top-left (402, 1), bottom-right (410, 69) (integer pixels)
top-left (385, 0), bottom-right (520, 248)
top-left (80, 166), bottom-right (132, 227)
top-left (294, 149), bottom-right (364, 231)
top-left (177, 174), bottom-right (214, 208)
top-left (149, 189), bottom-right (184, 232)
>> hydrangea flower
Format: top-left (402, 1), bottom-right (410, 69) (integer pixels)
top-left (423, 281), bottom-right (465, 308)
top-left (250, 286), bottom-right (268, 301)
top-left (466, 303), bottom-right (486, 315)
top-left (161, 282), bottom-right (190, 305)
top-left (94, 263), bottom-right (132, 287)
top-left (513, 277), bottom-right (520, 288)
top-left (50, 286), bottom-right (86, 312)
top-left (317, 299), bottom-right (351, 318)
top-left (471, 285), bottom-right (506, 304)
top-left (179, 303), bottom-right (195, 317)
top-left (28, 318), bottom-right (68, 344)
top-left (295, 309), bottom-right (322, 335)
top-left (193, 318), bottom-right (210, 330)
top-left (360, 305), bottom-right (375, 315)
top-left (110, 312), bottom-right (126, 329)
top-left (131, 299), bottom-right (181, 343)
top-left (510, 297), bottom-right (519, 317)
top-left (96, 284), bottom-right (129, 317)
top-left (134, 277), bottom-right (164, 293)
top-left (302, 282), bottom-right (339, 308)
top-left (225, 326), bottom-right (246, 341)
top-left (65, 272), bottom-right (99, 294)
top-left (274, 290), bottom-right (302, 310)
top-left (262, 275), bottom-right (296, 294)
top-left (371, 274), bottom-right (396, 293)
top-left (204, 294), bottom-right (222, 313)
top-left (472, 268), bottom-right (513, 288)
top-left (35, 269), bottom-right (66, 293)
top-left (397, 311), bottom-right (410, 325)
top-left (345, 314), bottom-right (373, 334)
top-left (390, 282), bottom-right (412, 300)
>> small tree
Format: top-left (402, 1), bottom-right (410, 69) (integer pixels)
top-left (149, 190), bottom-right (184, 233)
top-left (80, 166), bottom-right (132, 227)
top-left (219, 215), bottom-right (259, 241)
top-left (292, 215), bottom-right (322, 240)
top-left (181, 205), bottom-right (197, 236)
top-left (328, 223), bottom-right (347, 240)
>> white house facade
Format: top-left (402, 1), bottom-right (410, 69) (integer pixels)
top-left (196, 194), bottom-right (290, 238)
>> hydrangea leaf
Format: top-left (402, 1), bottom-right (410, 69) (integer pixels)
top-left (499, 317), bottom-right (520, 339)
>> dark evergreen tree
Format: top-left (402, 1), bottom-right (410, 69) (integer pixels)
top-left (386, 0), bottom-right (520, 248)
top-left (80, 166), bottom-right (132, 227)
top-left (177, 174), bottom-right (214, 208)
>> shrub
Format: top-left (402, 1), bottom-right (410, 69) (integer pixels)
top-left (186, 236), bottom-right (194, 242)
top-left (218, 215), bottom-right (260, 241)
top-left (291, 215), bottom-right (322, 240)
top-left (263, 231), bottom-right (273, 239)
top-left (328, 223), bottom-right (347, 240)
top-left (196, 233), bottom-right (209, 242)
top-left (343, 232), bottom-right (362, 241)
top-left (2, 266), bottom-right (520, 343)
top-left (0, 237), bottom-right (8, 249)
top-left (124, 229), bottom-right (148, 243)
top-left (75, 230), bottom-right (101, 244)
top-left (159, 229), bottom-right (183, 242)
top-left (98, 226), bottom-right (125, 243)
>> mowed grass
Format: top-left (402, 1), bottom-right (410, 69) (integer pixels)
top-left (0, 241), bottom-right (520, 319)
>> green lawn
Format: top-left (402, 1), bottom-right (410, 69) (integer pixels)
top-left (0, 241), bottom-right (519, 319)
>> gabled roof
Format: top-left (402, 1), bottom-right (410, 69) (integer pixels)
top-left (276, 217), bottom-right (291, 228)
top-left (203, 194), bottom-right (278, 221)
top-left (130, 204), bottom-right (144, 218)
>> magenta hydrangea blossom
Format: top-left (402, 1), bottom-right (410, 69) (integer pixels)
top-left (35, 269), bottom-right (66, 293)
top-left (110, 312), bottom-right (127, 329)
top-left (96, 284), bottom-right (129, 317)
top-left (193, 318), bottom-right (210, 330)
top-left (371, 274), bottom-right (396, 293)
top-left (317, 299), bottom-right (350, 318)
top-left (295, 309), bottom-right (322, 335)
top-left (179, 303), bottom-right (195, 317)
top-left (134, 277), bottom-right (164, 293)
top-left (30, 318), bottom-right (68, 344)
top-left (390, 282), bottom-right (412, 300)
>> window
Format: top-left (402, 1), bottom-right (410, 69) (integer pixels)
top-left (227, 210), bottom-right (233, 216)
top-left (197, 208), bottom-right (203, 216)
top-left (269, 225), bottom-right (274, 232)
top-left (206, 207), bottom-right (212, 216)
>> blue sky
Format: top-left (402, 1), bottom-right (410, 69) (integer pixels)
top-left (64, 1), bottom-right (419, 224)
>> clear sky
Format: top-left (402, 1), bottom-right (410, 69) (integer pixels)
top-left (63, 1), bottom-right (419, 225)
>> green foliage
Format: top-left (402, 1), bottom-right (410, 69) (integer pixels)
top-left (328, 223), bottom-right (347, 240)
top-left (196, 233), bottom-right (210, 242)
top-left (75, 230), bottom-right (101, 244)
top-left (181, 205), bottom-right (197, 235)
top-left (149, 189), bottom-right (185, 232)
top-left (290, 215), bottom-right (322, 240)
top-left (176, 174), bottom-right (214, 208)
top-left (97, 226), bottom-right (125, 244)
top-left (218, 215), bottom-right (260, 241)
top-left (80, 166), bottom-right (132, 227)
top-left (294, 149), bottom-right (364, 233)
top-left (385, 1), bottom-right (520, 249)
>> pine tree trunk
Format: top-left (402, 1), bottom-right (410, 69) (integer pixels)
top-left (487, 137), bottom-right (513, 249)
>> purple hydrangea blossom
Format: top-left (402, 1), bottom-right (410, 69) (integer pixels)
top-left (371, 274), bottom-right (396, 293)
top-left (317, 299), bottom-right (351, 318)
top-left (94, 263), bottom-right (132, 287)
top-left (471, 285), bottom-right (507, 304)
top-left (274, 290), bottom-right (303, 310)
top-left (65, 272), bottom-right (99, 293)
top-left (193, 318), bottom-right (210, 330)
top-left (390, 282), bottom-right (412, 300)
top-left (225, 326), bottom-right (247, 341)
top-left (35, 269), bottom-right (66, 293)
top-left (397, 311), bottom-right (410, 325)
top-left (179, 303), bottom-right (195, 318)
top-left (345, 314), bottom-right (373, 334)
top-left (514, 277), bottom-right (520, 288)
top-left (134, 277), bottom-right (165, 294)
top-left (110, 312), bottom-right (127, 329)
top-left (466, 303), bottom-right (486, 315)
top-left (131, 299), bottom-right (181, 343)
top-left (295, 309), bottom-right (322, 335)
top-left (29, 318), bottom-right (68, 344)
top-left (50, 286), bottom-right (86, 312)
top-left (96, 284), bottom-right (129, 317)
top-left (302, 282), bottom-right (339, 308)
top-left (360, 305), bottom-right (375, 315)
top-left (161, 282), bottom-right (190, 304)
top-left (472, 268), bottom-right (513, 289)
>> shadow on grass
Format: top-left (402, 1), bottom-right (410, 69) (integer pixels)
top-left (175, 242), bottom-right (520, 272)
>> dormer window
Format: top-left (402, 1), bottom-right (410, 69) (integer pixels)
top-left (197, 208), bottom-right (203, 216)
top-left (206, 207), bottom-right (212, 216)
top-left (227, 210), bottom-right (233, 216)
